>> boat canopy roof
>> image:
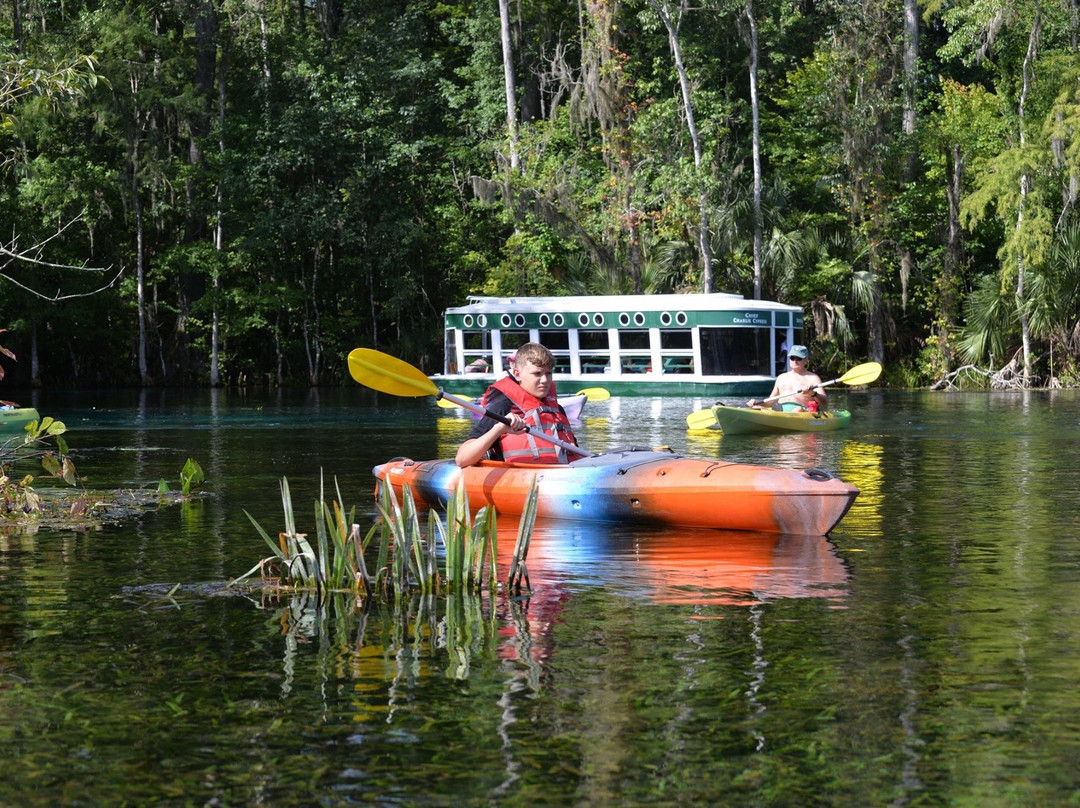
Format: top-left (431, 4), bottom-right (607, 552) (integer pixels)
top-left (451, 293), bottom-right (801, 316)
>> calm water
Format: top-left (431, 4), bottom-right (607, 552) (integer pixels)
top-left (2, 386), bottom-right (1080, 806)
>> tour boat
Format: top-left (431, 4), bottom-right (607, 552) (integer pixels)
top-left (430, 293), bottom-right (805, 397)
top-left (704, 404), bottom-right (852, 435)
top-left (373, 448), bottom-right (858, 536)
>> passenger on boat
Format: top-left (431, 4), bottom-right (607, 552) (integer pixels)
top-left (455, 342), bottom-right (580, 467)
top-left (747, 344), bottom-right (827, 412)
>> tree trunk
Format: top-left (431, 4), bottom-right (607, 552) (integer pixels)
top-left (498, 0), bottom-right (520, 172)
top-left (133, 161), bottom-right (150, 386)
top-left (303, 249), bottom-right (323, 386)
top-left (898, 0), bottom-right (919, 311)
top-left (210, 30), bottom-right (227, 388)
top-left (745, 0), bottom-right (763, 299)
top-left (29, 313), bottom-right (39, 387)
top-left (12, 0), bottom-right (23, 53)
top-left (941, 143), bottom-right (964, 346)
top-left (902, 0), bottom-right (918, 181)
top-left (1016, 9), bottom-right (1041, 385)
top-left (650, 0), bottom-right (714, 292)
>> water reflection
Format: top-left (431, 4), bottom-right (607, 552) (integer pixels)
top-left (836, 441), bottom-right (885, 534)
top-left (514, 521), bottom-right (849, 608)
top-left (263, 519), bottom-right (850, 702)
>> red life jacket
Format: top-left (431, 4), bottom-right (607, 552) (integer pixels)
top-left (483, 376), bottom-right (578, 464)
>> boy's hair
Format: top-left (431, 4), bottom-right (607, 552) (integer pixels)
top-left (512, 342), bottom-right (555, 371)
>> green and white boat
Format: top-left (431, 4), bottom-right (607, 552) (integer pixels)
top-left (430, 293), bottom-right (805, 397)
top-left (0, 407), bottom-right (41, 439)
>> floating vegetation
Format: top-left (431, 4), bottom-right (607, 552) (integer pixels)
top-left (2, 414), bottom-right (80, 523)
top-left (1, 428), bottom-right (206, 531)
top-left (156, 457), bottom-right (206, 495)
top-left (234, 473), bottom-right (539, 604)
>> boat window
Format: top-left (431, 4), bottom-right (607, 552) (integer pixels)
top-left (699, 327), bottom-right (770, 375)
top-left (661, 357), bottom-right (694, 374)
top-left (500, 330), bottom-right (530, 350)
top-left (579, 331), bottom-right (609, 349)
top-left (660, 330), bottom-right (693, 349)
top-left (462, 331), bottom-right (489, 350)
top-left (445, 330), bottom-right (459, 374)
top-left (537, 330), bottom-right (571, 373)
top-left (581, 354), bottom-right (610, 373)
top-left (658, 329), bottom-right (694, 374)
top-left (621, 355), bottom-right (651, 373)
top-left (619, 330), bottom-right (650, 350)
top-left (538, 330), bottom-right (570, 350)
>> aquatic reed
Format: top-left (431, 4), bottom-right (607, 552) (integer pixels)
top-left (235, 473), bottom-right (537, 603)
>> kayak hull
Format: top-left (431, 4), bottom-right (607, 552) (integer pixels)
top-left (0, 407), bottom-right (40, 438)
top-left (373, 450), bottom-right (858, 536)
top-left (712, 405), bottom-right (851, 435)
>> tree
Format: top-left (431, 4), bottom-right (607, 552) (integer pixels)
top-left (940, 0), bottom-right (1079, 383)
top-left (1, 52), bottom-right (116, 302)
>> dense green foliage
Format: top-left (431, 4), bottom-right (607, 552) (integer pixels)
top-left (3, 0), bottom-right (1080, 388)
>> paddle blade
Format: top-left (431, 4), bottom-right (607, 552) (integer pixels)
top-left (347, 348), bottom-right (439, 397)
top-left (577, 387), bottom-right (611, 402)
top-left (436, 394), bottom-right (474, 409)
top-left (685, 407), bottom-right (720, 430)
top-left (838, 361), bottom-right (882, 387)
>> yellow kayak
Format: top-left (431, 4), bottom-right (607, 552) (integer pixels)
top-left (708, 404), bottom-right (851, 435)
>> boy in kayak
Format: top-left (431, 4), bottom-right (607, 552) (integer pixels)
top-left (455, 342), bottom-right (580, 467)
top-left (747, 344), bottom-right (828, 412)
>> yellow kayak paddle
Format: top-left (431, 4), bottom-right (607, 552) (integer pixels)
top-left (348, 348), bottom-right (595, 457)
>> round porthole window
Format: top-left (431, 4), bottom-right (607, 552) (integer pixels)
top-left (463, 315), bottom-right (474, 327)
top-left (578, 313), bottom-right (590, 327)
top-left (660, 312), bottom-right (672, 326)
top-left (593, 313), bottom-right (604, 326)
top-left (676, 311), bottom-right (688, 325)
top-left (619, 313), bottom-right (630, 326)
top-left (634, 312), bottom-right (645, 326)
top-left (478, 314), bottom-right (487, 327)
top-left (501, 314), bottom-right (512, 327)
top-left (553, 313), bottom-right (564, 326)
top-left (515, 314), bottom-right (526, 327)
top-left (539, 313), bottom-right (550, 327)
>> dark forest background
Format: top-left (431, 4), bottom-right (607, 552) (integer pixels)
top-left (4, 0), bottom-right (1080, 390)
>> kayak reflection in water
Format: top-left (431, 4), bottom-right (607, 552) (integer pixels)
top-left (747, 344), bottom-right (828, 412)
top-left (455, 342), bottom-right (581, 467)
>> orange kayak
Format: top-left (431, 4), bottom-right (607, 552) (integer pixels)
top-left (373, 449), bottom-right (858, 535)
